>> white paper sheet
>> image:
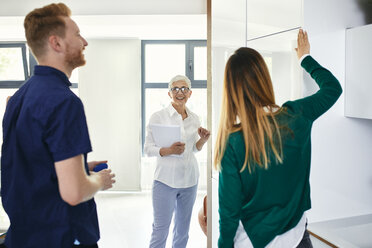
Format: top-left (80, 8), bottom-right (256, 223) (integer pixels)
top-left (150, 124), bottom-right (182, 157)
top-left (150, 124), bottom-right (181, 147)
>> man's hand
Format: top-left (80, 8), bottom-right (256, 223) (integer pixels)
top-left (94, 169), bottom-right (116, 191)
top-left (56, 155), bottom-right (115, 206)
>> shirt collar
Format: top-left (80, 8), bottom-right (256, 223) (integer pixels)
top-left (167, 103), bottom-right (191, 118)
top-left (33, 65), bottom-right (72, 87)
top-left (167, 103), bottom-right (178, 117)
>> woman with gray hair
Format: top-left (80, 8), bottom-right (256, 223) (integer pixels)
top-left (144, 75), bottom-right (210, 248)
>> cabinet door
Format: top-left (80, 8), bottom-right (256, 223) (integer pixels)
top-left (345, 23), bottom-right (372, 119)
top-left (210, 0), bottom-right (247, 246)
top-left (247, 0), bottom-right (303, 41)
top-left (247, 28), bottom-right (303, 106)
top-left (211, 0), bottom-right (246, 179)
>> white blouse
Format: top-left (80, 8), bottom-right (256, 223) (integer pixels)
top-left (234, 213), bottom-right (307, 248)
top-left (144, 104), bottom-right (201, 188)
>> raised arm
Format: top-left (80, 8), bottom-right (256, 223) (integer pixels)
top-left (196, 127), bottom-right (210, 151)
top-left (290, 29), bottom-right (343, 121)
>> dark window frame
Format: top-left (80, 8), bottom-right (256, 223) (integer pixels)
top-left (0, 42), bottom-right (78, 89)
top-left (0, 43), bottom-right (29, 88)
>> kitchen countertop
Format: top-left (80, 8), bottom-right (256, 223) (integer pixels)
top-left (308, 213), bottom-right (372, 248)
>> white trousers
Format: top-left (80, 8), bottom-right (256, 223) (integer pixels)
top-left (149, 180), bottom-right (198, 248)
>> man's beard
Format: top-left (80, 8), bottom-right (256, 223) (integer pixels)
top-left (65, 45), bottom-right (86, 69)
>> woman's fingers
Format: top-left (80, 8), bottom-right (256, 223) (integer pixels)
top-left (296, 29), bottom-right (310, 59)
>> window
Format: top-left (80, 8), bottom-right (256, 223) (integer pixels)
top-left (0, 43), bottom-right (29, 88)
top-left (141, 40), bottom-right (207, 145)
top-left (0, 43), bottom-right (80, 148)
top-left (141, 40), bottom-right (207, 190)
top-left (145, 44), bottom-right (186, 83)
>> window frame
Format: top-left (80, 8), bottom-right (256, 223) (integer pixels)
top-left (0, 42), bottom-right (78, 89)
top-left (141, 40), bottom-right (207, 151)
top-left (0, 43), bottom-right (29, 88)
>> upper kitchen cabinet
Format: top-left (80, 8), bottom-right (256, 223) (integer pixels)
top-left (212, 0), bottom-right (246, 47)
top-left (345, 23), bottom-right (372, 119)
top-left (247, 28), bottom-right (302, 106)
top-left (246, 0), bottom-right (303, 41)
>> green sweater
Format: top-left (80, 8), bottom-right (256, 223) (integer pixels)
top-left (218, 56), bottom-right (343, 248)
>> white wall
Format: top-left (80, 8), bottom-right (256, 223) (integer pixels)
top-left (79, 39), bottom-right (141, 191)
top-left (304, 0), bottom-right (372, 222)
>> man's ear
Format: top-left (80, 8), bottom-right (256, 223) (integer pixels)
top-left (48, 35), bottom-right (63, 53)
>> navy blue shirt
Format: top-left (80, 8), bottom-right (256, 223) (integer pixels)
top-left (1, 66), bottom-right (100, 248)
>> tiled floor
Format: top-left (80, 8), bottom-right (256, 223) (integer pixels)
top-left (0, 191), bottom-right (207, 248)
top-left (0, 202), bottom-right (9, 233)
top-left (95, 191), bottom-right (207, 248)
top-left (0, 192), bottom-right (343, 248)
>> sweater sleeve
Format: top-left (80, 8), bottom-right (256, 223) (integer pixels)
top-left (289, 55), bottom-right (343, 121)
top-left (218, 137), bottom-right (243, 248)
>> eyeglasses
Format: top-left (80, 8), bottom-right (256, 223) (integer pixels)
top-left (170, 87), bottom-right (190, 94)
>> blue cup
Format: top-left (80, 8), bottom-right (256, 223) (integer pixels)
top-left (93, 163), bottom-right (108, 172)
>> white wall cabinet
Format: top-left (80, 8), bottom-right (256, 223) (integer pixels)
top-left (210, 0), bottom-right (247, 246)
top-left (211, 0), bottom-right (372, 247)
top-left (210, 0), bottom-right (303, 246)
top-left (345, 23), bottom-right (372, 119)
top-left (247, 28), bottom-right (303, 106)
top-left (245, 0), bottom-right (304, 105)
top-left (246, 0), bottom-right (303, 40)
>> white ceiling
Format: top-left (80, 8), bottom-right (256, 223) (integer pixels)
top-left (0, 0), bottom-right (207, 40)
top-left (0, 15), bottom-right (207, 40)
top-left (0, 0), bottom-right (206, 16)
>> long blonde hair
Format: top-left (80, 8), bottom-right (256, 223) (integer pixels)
top-left (214, 47), bottom-right (283, 173)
